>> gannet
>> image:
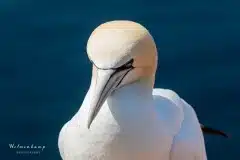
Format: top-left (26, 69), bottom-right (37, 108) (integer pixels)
top-left (58, 20), bottom-right (213, 160)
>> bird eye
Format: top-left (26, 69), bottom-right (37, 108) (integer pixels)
top-left (117, 59), bottom-right (134, 70)
top-left (90, 58), bottom-right (134, 70)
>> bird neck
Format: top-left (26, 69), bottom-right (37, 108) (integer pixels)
top-left (107, 79), bottom-right (154, 109)
top-left (106, 79), bottom-right (158, 134)
top-left (77, 78), bottom-right (154, 120)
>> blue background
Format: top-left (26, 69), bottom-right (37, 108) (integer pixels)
top-left (1, 0), bottom-right (239, 159)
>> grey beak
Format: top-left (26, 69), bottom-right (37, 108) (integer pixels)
top-left (87, 66), bottom-right (133, 129)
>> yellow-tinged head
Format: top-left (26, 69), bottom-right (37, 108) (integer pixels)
top-left (86, 20), bottom-right (158, 128)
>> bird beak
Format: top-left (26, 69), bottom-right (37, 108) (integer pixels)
top-left (87, 67), bottom-right (133, 129)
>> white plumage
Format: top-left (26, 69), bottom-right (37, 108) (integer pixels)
top-left (58, 20), bottom-right (207, 160)
top-left (58, 87), bottom-right (207, 160)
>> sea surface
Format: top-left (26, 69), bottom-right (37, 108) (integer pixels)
top-left (1, 0), bottom-right (239, 159)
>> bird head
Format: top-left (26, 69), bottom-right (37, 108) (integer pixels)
top-left (86, 20), bottom-right (158, 128)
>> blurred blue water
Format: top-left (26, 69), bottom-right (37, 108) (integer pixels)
top-left (0, 0), bottom-right (239, 159)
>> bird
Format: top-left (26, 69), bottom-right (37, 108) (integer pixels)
top-left (58, 20), bottom-right (226, 160)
